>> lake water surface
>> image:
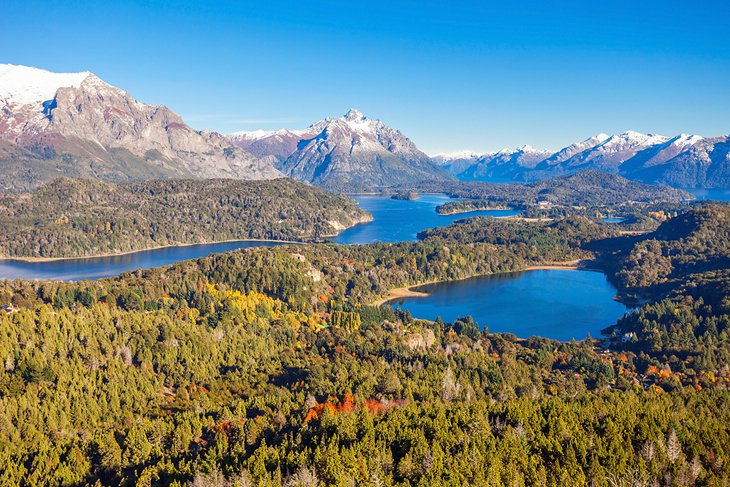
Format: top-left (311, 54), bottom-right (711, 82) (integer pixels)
top-left (390, 269), bottom-right (629, 341)
top-left (685, 188), bottom-right (730, 201)
top-left (0, 241), bottom-right (285, 281)
top-left (334, 194), bottom-right (518, 244)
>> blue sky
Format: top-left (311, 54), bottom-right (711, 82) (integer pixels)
top-left (3, 0), bottom-right (729, 153)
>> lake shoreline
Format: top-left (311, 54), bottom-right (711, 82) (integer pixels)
top-left (373, 261), bottom-right (587, 306)
top-left (377, 263), bottom-right (629, 342)
top-left (0, 238), bottom-right (302, 264)
top-left (0, 206), bottom-right (379, 264)
top-left (371, 286), bottom-right (432, 306)
top-left (0, 215), bottom-right (378, 264)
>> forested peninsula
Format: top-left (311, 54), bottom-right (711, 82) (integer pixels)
top-left (0, 178), bottom-right (370, 259)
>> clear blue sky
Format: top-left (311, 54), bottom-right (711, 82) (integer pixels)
top-left (3, 0), bottom-right (729, 153)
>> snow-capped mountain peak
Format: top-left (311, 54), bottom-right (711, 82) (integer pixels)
top-left (596, 131), bottom-right (669, 152)
top-left (228, 108), bottom-right (451, 191)
top-left (0, 64), bottom-right (282, 191)
top-left (670, 133), bottom-right (704, 147)
top-left (337, 108), bottom-right (379, 135)
top-left (229, 129), bottom-right (277, 139)
top-left (517, 144), bottom-right (551, 154)
top-left (0, 64), bottom-right (92, 107)
top-left (434, 129), bottom-right (727, 186)
top-left (489, 144), bottom-right (550, 156)
top-left (228, 128), bottom-right (306, 141)
top-left (344, 108), bottom-right (365, 121)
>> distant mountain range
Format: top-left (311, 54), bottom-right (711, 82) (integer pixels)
top-left (229, 109), bottom-right (451, 192)
top-left (434, 131), bottom-right (730, 188)
top-left (1, 64), bottom-right (727, 193)
top-left (0, 64), bottom-right (280, 193)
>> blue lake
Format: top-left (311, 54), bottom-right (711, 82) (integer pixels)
top-left (685, 188), bottom-right (730, 202)
top-left (390, 269), bottom-right (629, 341)
top-left (0, 194), bottom-right (516, 281)
top-left (335, 194), bottom-right (518, 244)
top-left (0, 241), bottom-right (285, 281)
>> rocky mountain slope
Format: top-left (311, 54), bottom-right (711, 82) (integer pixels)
top-left (440, 145), bottom-right (552, 182)
top-left (437, 131), bottom-right (730, 188)
top-left (229, 109), bottom-right (452, 192)
top-left (0, 64), bottom-right (280, 193)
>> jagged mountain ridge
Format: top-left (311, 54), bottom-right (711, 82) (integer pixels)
top-left (229, 109), bottom-right (452, 192)
top-left (436, 131), bottom-right (730, 188)
top-left (0, 64), bottom-right (281, 193)
top-left (448, 145), bottom-right (553, 182)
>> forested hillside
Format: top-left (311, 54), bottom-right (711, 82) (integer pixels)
top-left (409, 171), bottom-right (691, 213)
top-left (0, 206), bottom-right (728, 485)
top-left (423, 171), bottom-right (696, 232)
top-left (0, 178), bottom-right (370, 259)
top-left (595, 205), bottom-right (730, 371)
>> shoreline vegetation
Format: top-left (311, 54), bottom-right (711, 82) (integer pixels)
top-left (0, 173), bottom-right (692, 261)
top-left (436, 204), bottom-right (512, 215)
top-left (0, 238), bottom-right (301, 264)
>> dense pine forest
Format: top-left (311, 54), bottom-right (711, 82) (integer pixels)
top-left (0, 204), bottom-right (728, 486)
top-left (0, 178), bottom-right (370, 259)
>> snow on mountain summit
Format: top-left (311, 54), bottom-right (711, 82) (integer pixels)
top-left (228, 128), bottom-right (306, 141)
top-left (0, 64), bottom-right (91, 107)
top-left (435, 129), bottom-right (726, 187)
top-left (229, 109), bottom-right (377, 144)
top-left (228, 108), bottom-right (451, 191)
top-left (431, 150), bottom-right (482, 160)
top-left (601, 131), bottom-right (669, 149)
top-left (670, 133), bottom-right (704, 147)
top-left (344, 108), bottom-right (365, 121)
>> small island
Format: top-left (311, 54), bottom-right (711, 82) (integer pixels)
top-left (390, 191), bottom-right (419, 201)
top-left (436, 200), bottom-right (512, 215)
